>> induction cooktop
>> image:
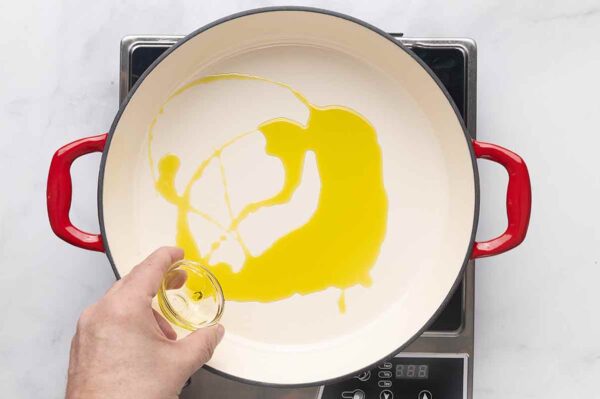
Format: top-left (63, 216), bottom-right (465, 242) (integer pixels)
top-left (120, 34), bottom-right (477, 399)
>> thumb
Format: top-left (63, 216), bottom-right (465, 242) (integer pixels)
top-left (177, 324), bottom-right (225, 370)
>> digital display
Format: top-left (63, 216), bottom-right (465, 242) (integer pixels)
top-left (395, 364), bottom-right (429, 379)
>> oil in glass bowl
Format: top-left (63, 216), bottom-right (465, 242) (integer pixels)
top-left (157, 260), bottom-right (224, 331)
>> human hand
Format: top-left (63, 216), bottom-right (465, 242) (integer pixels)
top-left (66, 247), bottom-right (225, 399)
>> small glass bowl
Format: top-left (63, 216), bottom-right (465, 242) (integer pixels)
top-left (157, 260), bottom-right (224, 331)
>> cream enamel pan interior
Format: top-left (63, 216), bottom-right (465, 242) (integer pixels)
top-left (101, 10), bottom-right (476, 385)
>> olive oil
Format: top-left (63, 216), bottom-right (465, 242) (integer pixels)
top-left (149, 73), bottom-right (388, 313)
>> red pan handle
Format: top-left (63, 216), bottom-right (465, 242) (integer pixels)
top-left (47, 134), bottom-right (107, 252)
top-left (471, 140), bottom-right (531, 259)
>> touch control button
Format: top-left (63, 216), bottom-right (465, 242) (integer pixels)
top-left (354, 371), bottom-right (371, 382)
top-left (378, 371), bottom-right (392, 379)
top-left (378, 362), bottom-right (393, 370)
top-left (418, 390), bottom-right (432, 399)
top-left (380, 390), bottom-right (393, 399)
top-left (378, 380), bottom-right (392, 388)
top-left (341, 389), bottom-right (365, 399)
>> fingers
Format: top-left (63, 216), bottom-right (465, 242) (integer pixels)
top-left (164, 269), bottom-right (187, 290)
top-left (153, 309), bottom-right (178, 340)
top-left (125, 247), bottom-right (184, 298)
top-left (177, 324), bottom-right (225, 370)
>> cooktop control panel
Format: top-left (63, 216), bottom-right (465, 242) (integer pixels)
top-left (319, 354), bottom-right (467, 399)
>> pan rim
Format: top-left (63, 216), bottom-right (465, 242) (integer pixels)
top-left (97, 5), bottom-right (480, 387)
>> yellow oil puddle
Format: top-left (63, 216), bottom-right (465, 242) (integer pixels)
top-left (149, 73), bottom-right (388, 313)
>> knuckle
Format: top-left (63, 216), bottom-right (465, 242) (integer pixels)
top-left (110, 279), bottom-right (125, 291)
top-left (207, 336), bottom-right (218, 353)
top-left (76, 306), bottom-right (96, 331)
top-left (104, 299), bottom-right (130, 320)
top-left (198, 345), bottom-right (215, 363)
top-left (154, 246), bottom-right (180, 265)
top-left (155, 247), bottom-right (174, 265)
top-left (157, 246), bottom-right (172, 254)
top-left (203, 335), bottom-right (220, 359)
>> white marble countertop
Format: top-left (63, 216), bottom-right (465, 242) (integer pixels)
top-left (1, 0), bottom-right (599, 397)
